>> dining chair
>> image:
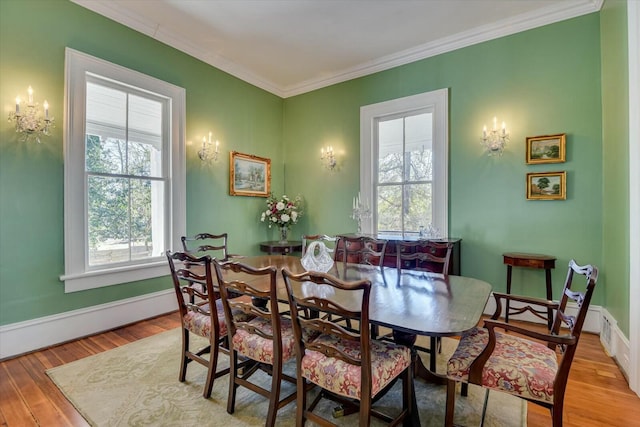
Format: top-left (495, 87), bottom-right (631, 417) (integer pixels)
top-left (445, 259), bottom-right (598, 427)
top-left (181, 232), bottom-right (244, 261)
top-left (301, 234), bottom-right (336, 255)
top-left (282, 268), bottom-right (413, 426)
top-left (165, 250), bottom-right (231, 398)
top-left (392, 240), bottom-right (455, 371)
top-left (396, 240), bottom-right (454, 274)
top-left (213, 260), bottom-right (297, 427)
top-left (335, 235), bottom-right (388, 267)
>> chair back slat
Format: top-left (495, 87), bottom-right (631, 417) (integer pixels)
top-left (166, 250), bottom-right (218, 321)
top-left (182, 232), bottom-right (230, 261)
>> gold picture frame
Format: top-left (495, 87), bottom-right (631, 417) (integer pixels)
top-left (526, 133), bottom-right (566, 164)
top-left (526, 171), bottom-right (566, 200)
top-left (229, 151), bottom-right (271, 197)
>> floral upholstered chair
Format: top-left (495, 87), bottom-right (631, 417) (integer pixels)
top-left (165, 250), bottom-right (232, 398)
top-left (213, 260), bottom-right (297, 427)
top-left (445, 259), bottom-right (598, 427)
top-left (282, 269), bottom-right (413, 426)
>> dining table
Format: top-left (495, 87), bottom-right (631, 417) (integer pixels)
top-left (211, 254), bottom-right (492, 426)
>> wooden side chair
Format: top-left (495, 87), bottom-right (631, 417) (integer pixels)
top-left (393, 240), bottom-right (455, 371)
top-left (213, 260), bottom-right (297, 427)
top-left (396, 240), bottom-right (454, 274)
top-left (335, 235), bottom-right (388, 267)
top-left (165, 250), bottom-right (231, 398)
top-left (445, 259), bottom-right (598, 427)
top-left (181, 232), bottom-right (243, 261)
top-left (282, 268), bottom-right (413, 426)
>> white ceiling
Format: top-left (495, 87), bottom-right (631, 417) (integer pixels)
top-left (71, 0), bottom-right (602, 98)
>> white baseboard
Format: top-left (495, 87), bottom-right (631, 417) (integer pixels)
top-left (483, 295), bottom-right (631, 380)
top-left (0, 289), bottom-right (175, 360)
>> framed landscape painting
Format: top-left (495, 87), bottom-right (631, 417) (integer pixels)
top-left (229, 151), bottom-right (271, 197)
top-left (526, 133), bottom-right (566, 164)
top-left (526, 171), bottom-right (566, 200)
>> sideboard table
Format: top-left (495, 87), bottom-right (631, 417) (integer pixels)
top-left (503, 252), bottom-right (556, 329)
top-left (259, 240), bottom-right (302, 255)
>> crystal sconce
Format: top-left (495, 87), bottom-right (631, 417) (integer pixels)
top-left (198, 131), bottom-right (220, 162)
top-left (320, 145), bottom-right (337, 170)
top-left (8, 86), bottom-right (54, 143)
top-left (481, 117), bottom-right (509, 156)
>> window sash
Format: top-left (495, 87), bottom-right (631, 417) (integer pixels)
top-left (61, 47), bottom-right (185, 293)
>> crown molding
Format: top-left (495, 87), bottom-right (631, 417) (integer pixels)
top-left (72, 0), bottom-right (602, 99)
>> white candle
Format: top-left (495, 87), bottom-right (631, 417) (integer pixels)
top-left (501, 122), bottom-right (506, 136)
top-left (43, 100), bottom-right (49, 119)
top-left (353, 197), bottom-right (356, 209)
top-left (202, 136), bottom-right (206, 150)
top-left (492, 117), bottom-right (497, 131)
top-left (482, 125), bottom-right (487, 138)
top-left (15, 96), bottom-right (20, 114)
top-left (28, 86), bottom-right (33, 104)
top-left (215, 140), bottom-right (219, 152)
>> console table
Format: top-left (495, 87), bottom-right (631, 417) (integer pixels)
top-left (259, 240), bottom-right (302, 255)
top-left (337, 233), bottom-right (461, 275)
top-left (503, 252), bottom-right (556, 329)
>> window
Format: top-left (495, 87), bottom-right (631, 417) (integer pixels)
top-left (61, 48), bottom-right (185, 293)
top-left (360, 89), bottom-right (448, 237)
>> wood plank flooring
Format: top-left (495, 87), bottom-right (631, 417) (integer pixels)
top-left (1, 312), bottom-right (638, 426)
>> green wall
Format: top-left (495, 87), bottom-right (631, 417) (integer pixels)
top-left (0, 0), bottom-right (283, 325)
top-left (0, 0), bottom-right (630, 340)
top-left (601, 0), bottom-right (630, 337)
top-left (284, 14), bottom-right (605, 304)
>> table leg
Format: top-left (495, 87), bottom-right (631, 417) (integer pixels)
top-left (545, 267), bottom-right (553, 330)
top-left (505, 265), bottom-right (513, 323)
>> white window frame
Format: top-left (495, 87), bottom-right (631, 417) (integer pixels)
top-left (360, 89), bottom-right (448, 236)
top-left (61, 48), bottom-right (185, 293)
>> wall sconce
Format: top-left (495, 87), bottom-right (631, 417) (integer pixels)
top-left (320, 145), bottom-right (337, 170)
top-left (198, 131), bottom-right (219, 162)
top-left (8, 86), bottom-right (54, 143)
top-left (481, 117), bottom-right (509, 156)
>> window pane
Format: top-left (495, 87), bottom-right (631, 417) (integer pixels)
top-left (130, 178), bottom-right (164, 260)
top-left (378, 118), bottom-right (403, 183)
top-left (128, 94), bottom-right (163, 177)
top-left (88, 176), bottom-right (130, 266)
top-left (377, 185), bottom-right (402, 233)
top-left (405, 113), bottom-right (433, 181)
top-left (403, 183), bottom-right (432, 233)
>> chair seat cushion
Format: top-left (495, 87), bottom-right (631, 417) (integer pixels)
top-left (447, 327), bottom-right (559, 403)
top-left (183, 299), bottom-right (252, 339)
top-left (300, 335), bottom-right (411, 400)
top-left (232, 316), bottom-right (296, 364)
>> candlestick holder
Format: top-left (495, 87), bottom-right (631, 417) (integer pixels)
top-left (351, 200), bottom-right (371, 235)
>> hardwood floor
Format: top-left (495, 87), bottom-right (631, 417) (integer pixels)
top-left (1, 312), bottom-right (638, 426)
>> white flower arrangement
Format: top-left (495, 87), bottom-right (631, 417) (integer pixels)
top-left (260, 193), bottom-right (303, 228)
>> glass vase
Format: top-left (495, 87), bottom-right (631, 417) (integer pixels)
top-left (279, 226), bottom-right (289, 243)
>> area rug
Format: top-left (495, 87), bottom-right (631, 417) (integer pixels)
top-left (47, 329), bottom-right (526, 426)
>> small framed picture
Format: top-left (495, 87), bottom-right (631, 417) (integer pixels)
top-left (526, 133), bottom-right (566, 164)
top-left (229, 151), bottom-right (271, 197)
top-left (526, 171), bottom-right (566, 200)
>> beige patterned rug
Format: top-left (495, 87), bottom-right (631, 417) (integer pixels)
top-left (46, 329), bottom-right (526, 426)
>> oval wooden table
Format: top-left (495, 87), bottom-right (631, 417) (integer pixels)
top-left (217, 255), bottom-right (492, 427)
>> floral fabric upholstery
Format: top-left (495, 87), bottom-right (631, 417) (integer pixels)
top-left (183, 299), bottom-right (252, 339)
top-left (232, 317), bottom-right (297, 364)
top-left (447, 327), bottom-right (559, 403)
top-left (300, 335), bottom-right (411, 400)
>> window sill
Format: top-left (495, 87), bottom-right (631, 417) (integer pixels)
top-left (60, 260), bottom-right (168, 293)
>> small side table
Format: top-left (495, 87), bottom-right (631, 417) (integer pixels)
top-left (259, 240), bottom-right (302, 255)
top-left (503, 252), bottom-right (556, 330)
